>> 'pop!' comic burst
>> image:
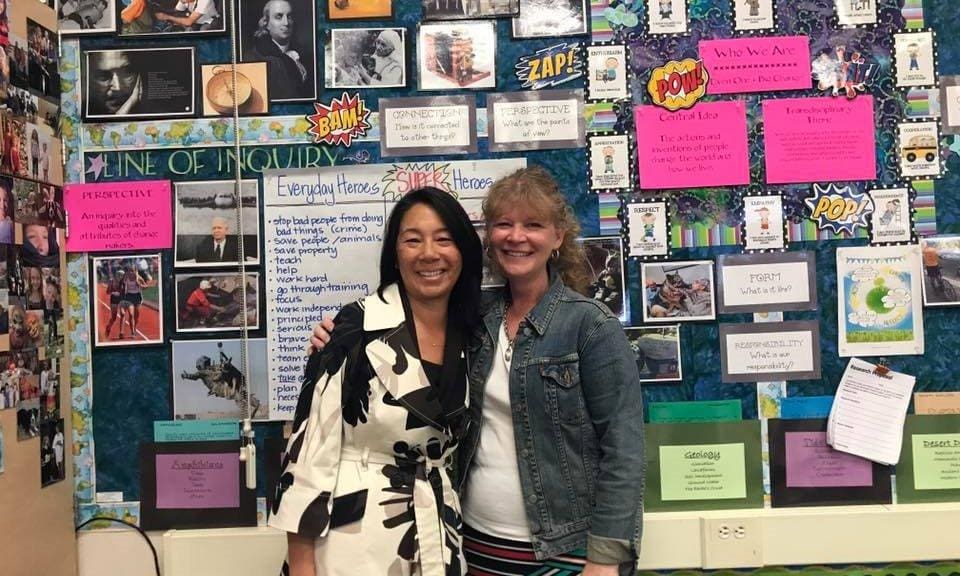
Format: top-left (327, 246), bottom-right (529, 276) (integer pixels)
top-left (646, 59), bottom-right (709, 111)
top-left (307, 92), bottom-right (371, 148)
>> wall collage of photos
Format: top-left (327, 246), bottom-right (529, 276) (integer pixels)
top-left (53, 0), bottom-right (960, 533)
top-left (0, 0), bottom-right (67, 488)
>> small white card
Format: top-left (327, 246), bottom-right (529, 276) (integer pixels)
top-left (720, 321), bottom-right (821, 383)
top-left (718, 257), bottom-right (815, 312)
top-left (648, 0), bottom-right (688, 34)
top-left (743, 194), bottom-right (785, 251)
top-left (586, 44), bottom-right (629, 101)
top-left (894, 31), bottom-right (937, 88)
top-left (835, 0), bottom-right (876, 26)
top-left (868, 187), bottom-right (912, 244)
top-left (735, 0), bottom-right (775, 31)
top-left (625, 201), bottom-right (668, 258)
top-left (898, 121), bottom-right (941, 178)
top-left (589, 134), bottom-right (631, 191)
top-left (487, 90), bottom-right (585, 152)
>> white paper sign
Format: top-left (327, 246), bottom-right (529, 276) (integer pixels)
top-left (836, 0), bottom-right (876, 26)
top-left (725, 331), bottom-right (815, 375)
top-left (381, 102), bottom-right (473, 153)
top-left (492, 99), bottom-right (581, 143)
top-left (944, 84), bottom-right (960, 134)
top-left (721, 262), bottom-right (811, 308)
top-left (262, 159), bottom-right (526, 419)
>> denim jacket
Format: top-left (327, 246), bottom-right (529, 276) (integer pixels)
top-left (458, 274), bottom-right (645, 566)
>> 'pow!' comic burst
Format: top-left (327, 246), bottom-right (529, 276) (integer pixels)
top-left (307, 92), bottom-right (371, 147)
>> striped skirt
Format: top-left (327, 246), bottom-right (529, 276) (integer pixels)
top-left (463, 525), bottom-right (588, 576)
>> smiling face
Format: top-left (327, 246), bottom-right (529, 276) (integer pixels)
top-left (26, 225), bottom-right (49, 256)
top-left (396, 203), bottom-right (463, 307)
top-left (487, 203), bottom-right (564, 289)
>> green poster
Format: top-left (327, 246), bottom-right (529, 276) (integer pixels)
top-left (910, 433), bottom-right (960, 490)
top-left (645, 420), bottom-right (764, 512)
top-left (897, 415), bottom-right (960, 503)
top-left (649, 400), bottom-right (743, 423)
top-left (659, 443), bottom-right (747, 500)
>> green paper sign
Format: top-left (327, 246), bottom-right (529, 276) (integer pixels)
top-left (649, 400), bottom-right (742, 423)
top-left (153, 420), bottom-right (240, 443)
top-left (659, 443), bottom-right (747, 500)
top-left (911, 433), bottom-right (960, 490)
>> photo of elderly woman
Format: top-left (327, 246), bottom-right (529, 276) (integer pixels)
top-left (325, 27), bottom-right (406, 88)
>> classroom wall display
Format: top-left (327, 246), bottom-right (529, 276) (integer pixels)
top-left (699, 36), bottom-right (812, 95)
top-left (514, 41), bottom-right (583, 90)
top-left (719, 321), bottom-right (821, 383)
top-left (835, 0), bottom-right (877, 27)
top-left (82, 47), bottom-right (195, 120)
top-left (585, 43), bottom-right (629, 101)
top-left (895, 415), bottom-right (960, 504)
top-left (769, 418), bottom-right (892, 508)
top-left (716, 252), bottom-right (817, 314)
top-left (331, 0), bottom-right (393, 20)
top-left (325, 27), bottom-right (407, 89)
top-left (200, 63), bottom-right (269, 117)
top-left (237, 0), bottom-right (317, 102)
top-left (641, 260), bottom-right (716, 323)
top-left (941, 76), bottom-right (960, 135)
top-left (836, 245), bottom-right (924, 357)
top-left (486, 89), bottom-right (585, 152)
top-left (59, 0), bottom-right (117, 34)
top-left (893, 30), bottom-right (938, 88)
top-left (581, 236), bottom-right (626, 322)
top-left (418, 21), bottom-right (495, 90)
top-left (898, 120), bottom-right (943, 179)
top-left (741, 193), bottom-right (786, 252)
top-left (173, 180), bottom-right (261, 268)
top-left (90, 254), bottom-right (163, 347)
top-left (378, 96), bottom-right (477, 156)
top-left (422, 0), bottom-right (517, 19)
top-left (173, 272), bottom-right (260, 333)
top-left (733, 0), bottom-right (776, 32)
top-left (647, 0), bottom-right (688, 35)
top-left (919, 236), bottom-right (960, 307)
top-left (63, 180), bottom-right (172, 252)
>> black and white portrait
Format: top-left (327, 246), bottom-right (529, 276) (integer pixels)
top-left (422, 0), bottom-right (518, 20)
top-left (83, 48), bottom-right (196, 120)
top-left (117, 0), bottom-right (225, 37)
top-left (325, 28), bottom-right (406, 89)
top-left (174, 180), bottom-right (261, 268)
top-left (59, 0), bottom-right (117, 34)
top-left (174, 272), bottom-right (260, 333)
top-left (511, 0), bottom-right (587, 38)
top-left (239, 0), bottom-right (317, 102)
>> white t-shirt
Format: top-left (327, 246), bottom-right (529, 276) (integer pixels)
top-left (176, 0), bottom-right (218, 25)
top-left (462, 326), bottom-right (531, 540)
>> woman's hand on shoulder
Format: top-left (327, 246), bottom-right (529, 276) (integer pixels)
top-left (582, 562), bottom-right (620, 576)
top-left (306, 317), bottom-right (336, 355)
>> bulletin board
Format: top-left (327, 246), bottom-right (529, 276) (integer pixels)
top-left (63, 0), bottom-right (960, 528)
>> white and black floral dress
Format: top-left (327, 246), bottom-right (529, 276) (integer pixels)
top-left (270, 284), bottom-right (469, 576)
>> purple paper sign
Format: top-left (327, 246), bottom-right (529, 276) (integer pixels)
top-left (784, 431), bottom-right (873, 488)
top-left (156, 453), bottom-right (240, 509)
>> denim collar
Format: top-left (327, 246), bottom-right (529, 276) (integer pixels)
top-left (487, 269), bottom-right (565, 338)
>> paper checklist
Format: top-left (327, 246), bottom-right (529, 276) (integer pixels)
top-left (827, 358), bottom-right (916, 465)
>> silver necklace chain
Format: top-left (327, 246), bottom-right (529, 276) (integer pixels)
top-left (502, 306), bottom-right (517, 363)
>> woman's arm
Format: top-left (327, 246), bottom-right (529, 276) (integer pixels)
top-left (286, 533), bottom-right (317, 576)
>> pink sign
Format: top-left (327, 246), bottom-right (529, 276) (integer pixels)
top-left (64, 180), bottom-right (172, 252)
top-left (156, 453), bottom-right (240, 509)
top-left (700, 36), bottom-right (812, 94)
top-left (634, 101), bottom-right (750, 190)
top-left (785, 431), bottom-right (873, 488)
top-left (763, 97), bottom-right (876, 184)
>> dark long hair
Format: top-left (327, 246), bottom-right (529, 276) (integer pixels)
top-left (378, 187), bottom-right (482, 330)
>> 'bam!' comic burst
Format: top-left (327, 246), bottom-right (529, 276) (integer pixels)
top-left (307, 92), bottom-right (371, 147)
top-left (647, 59), bottom-right (710, 111)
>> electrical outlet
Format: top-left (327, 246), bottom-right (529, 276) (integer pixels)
top-left (701, 517), bottom-right (763, 569)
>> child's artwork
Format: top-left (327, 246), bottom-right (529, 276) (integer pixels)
top-left (837, 245), bottom-right (924, 357)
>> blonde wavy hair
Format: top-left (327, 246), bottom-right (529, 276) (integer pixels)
top-left (482, 166), bottom-right (591, 295)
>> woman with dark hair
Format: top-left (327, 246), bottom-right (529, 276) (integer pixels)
top-left (0, 177), bottom-right (14, 244)
top-left (271, 187), bottom-right (483, 576)
top-left (22, 224), bottom-right (59, 267)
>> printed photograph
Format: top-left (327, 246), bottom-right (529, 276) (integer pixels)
top-left (59, 0), bottom-right (117, 34)
top-left (418, 22), bottom-right (495, 90)
top-left (474, 224), bottom-right (504, 288)
top-left (582, 236), bottom-right (626, 322)
top-left (512, 0), bottom-right (587, 38)
top-left (17, 366), bottom-right (39, 440)
top-left (647, 0), bottom-right (688, 34)
top-left (201, 63), bottom-right (269, 116)
top-left (21, 223), bottom-right (60, 268)
top-left (0, 113), bottom-right (27, 178)
top-left (586, 44), bottom-right (628, 101)
top-left (174, 180), bottom-right (261, 267)
top-left (171, 338), bottom-right (270, 421)
top-left (4, 86), bottom-right (39, 122)
top-left (39, 418), bottom-right (65, 486)
top-left (45, 308), bottom-right (65, 358)
top-left (921, 236), bottom-right (960, 307)
top-left (174, 272), bottom-right (260, 332)
top-left (238, 0), bottom-right (317, 102)
top-left (894, 31), bottom-right (936, 88)
top-left (627, 325), bottom-right (682, 382)
top-left (0, 355), bottom-right (17, 412)
top-left (329, 0), bottom-right (391, 20)
top-left (118, 0), bottom-right (226, 37)
top-left (422, 0), bottom-right (518, 20)
top-left (91, 255), bottom-right (163, 347)
top-left (0, 176), bottom-right (15, 245)
top-left (38, 358), bottom-right (59, 424)
top-left (26, 20), bottom-right (60, 101)
top-left (326, 28), bottom-right (406, 89)
top-left (735, 0), bottom-right (774, 31)
top-left (83, 47), bottom-right (196, 120)
top-left (22, 125), bottom-right (55, 184)
top-left (6, 34), bottom-right (29, 91)
top-left (9, 295), bottom-right (44, 351)
top-left (642, 260), bottom-right (716, 323)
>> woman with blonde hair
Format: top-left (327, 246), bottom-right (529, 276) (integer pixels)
top-left (312, 166), bottom-right (645, 575)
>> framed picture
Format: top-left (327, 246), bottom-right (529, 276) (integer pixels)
top-left (83, 47), bottom-right (196, 120)
top-left (581, 236), bottom-right (626, 323)
top-left (174, 272), bottom-right (260, 333)
top-left (59, 0), bottom-right (118, 34)
top-left (641, 260), bottom-right (716, 323)
top-left (238, 0), bottom-right (317, 102)
top-left (200, 63), bottom-right (269, 116)
top-left (91, 254), bottom-right (164, 347)
top-left (329, 0), bottom-right (392, 19)
top-left (920, 236), bottom-right (960, 307)
top-left (174, 180), bottom-right (261, 268)
top-left (417, 21), bottom-right (494, 90)
top-left (423, 0), bottom-right (518, 19)
top-left (171, 338), bottom-right (271, 421)
top-left (325, 27), bottom-right (406, 89)
top-left (627, 325), bottom-right (682, 383)
top-left (511, 0), bottom-right (587, 38)
top-left (26, 20), bottom-right (60, 102)
top-left (117, 0), bottom-right (226, 37)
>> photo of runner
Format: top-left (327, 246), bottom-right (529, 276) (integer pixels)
top-left (92, 254), bottom-right (163, 347)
